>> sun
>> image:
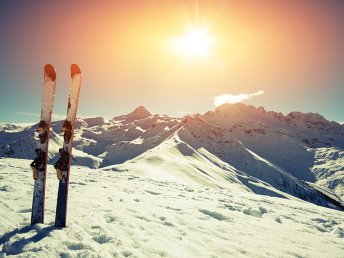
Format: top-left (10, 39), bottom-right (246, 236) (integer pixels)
top-left (171, 27), bottom-right (214, 59)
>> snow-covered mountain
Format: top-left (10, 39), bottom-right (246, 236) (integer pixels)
top-left (1, 104), bottom-right (343, 208)
top-left (203, 104), bottom-right (344, 202)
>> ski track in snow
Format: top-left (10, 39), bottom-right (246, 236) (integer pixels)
top-left (0, 158), bottom-right (343, 258)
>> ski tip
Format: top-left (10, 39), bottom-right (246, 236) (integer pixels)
top-left (44, 64), bottom-right (56, 81)
top-left (71, 64), bottom-right (81, 78)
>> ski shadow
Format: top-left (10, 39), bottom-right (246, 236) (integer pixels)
top-left (0, 226), bottom-right (32, 245)
top-left (0, 225), bottom-right (56, 255)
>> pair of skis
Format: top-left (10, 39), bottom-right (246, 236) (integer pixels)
top-left (30, 64), bottom-right (82, 228)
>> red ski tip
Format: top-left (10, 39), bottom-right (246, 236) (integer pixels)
top-left (44, 64), bottom-right (56, 81)
top-left (71, 64), bottom-right (81, 78)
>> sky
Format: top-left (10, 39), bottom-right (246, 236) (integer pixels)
top-left (0, 0), bottom-right (343, 123)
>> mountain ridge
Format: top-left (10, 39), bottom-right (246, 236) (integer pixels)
top-left (1, 103), bottom-right (343, 209)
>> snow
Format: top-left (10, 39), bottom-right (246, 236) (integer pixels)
top-left (0, 158), bottom-right (343, 257)
top-left (309, 147), bottom-right (344, 199)
top-left (0, 123), bottom-right (34, 133)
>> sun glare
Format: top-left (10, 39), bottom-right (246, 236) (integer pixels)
top-left (171, 27), bottom-right (214, 59)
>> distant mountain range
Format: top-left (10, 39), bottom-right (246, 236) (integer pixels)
top-left (1, 104), bottom-right (343, 209)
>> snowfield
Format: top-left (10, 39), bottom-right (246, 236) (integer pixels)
top-left (0, 158), bottom-right (343, 258)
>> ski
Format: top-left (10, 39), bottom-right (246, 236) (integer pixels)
top-left (30, 64), bottom-right (56, 225)
top-left (54, 64), bottom-right (82, 228)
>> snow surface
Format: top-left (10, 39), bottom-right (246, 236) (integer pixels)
top-left (0, 158), bottom-right (343, 257)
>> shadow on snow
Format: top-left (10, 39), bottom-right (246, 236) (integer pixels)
top-left (0, 225), bottom-right (57, 255)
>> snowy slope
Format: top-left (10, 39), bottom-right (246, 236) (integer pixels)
top-left (104, 129), bottom-right (298, 200)
top-left (176, 116), bottom-right (339, 206)
top-left (0, 158), bottom-right (343, 258)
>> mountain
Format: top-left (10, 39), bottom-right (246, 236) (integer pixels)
top-left (0, 104), bottom-right (343, 209)
top-left (203, 103), bottom-right (344, 202)
top-left (112, 106), bottom-right (153, 123)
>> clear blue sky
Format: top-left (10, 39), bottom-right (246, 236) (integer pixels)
top-left (0, 0), bottom-right (343, 123)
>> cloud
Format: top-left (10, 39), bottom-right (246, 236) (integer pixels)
top-left (213, 90), bottom-right (264, 107)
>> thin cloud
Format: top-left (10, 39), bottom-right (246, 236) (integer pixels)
top-left (12, 111), bottom-right (67, 120)
top-left (12, 111), bottom-right (40, 117)
top-left (12, 111), bottom-right (107, 121)
top-left (214, 90), bottom-right (264, 107)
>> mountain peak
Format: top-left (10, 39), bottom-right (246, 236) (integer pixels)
top-left (214, 103), bottom-right (257, 113)
top-left (127, 106), bottom-right (153, 120)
